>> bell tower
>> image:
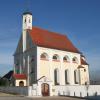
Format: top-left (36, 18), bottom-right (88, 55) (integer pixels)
top-left (22, 12), bottom-right (32, 30)
top-left (22, 12), bottom-right (32, 52)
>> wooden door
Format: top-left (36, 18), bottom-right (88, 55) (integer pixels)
top-left (41, 83), bottom-right (49, 96)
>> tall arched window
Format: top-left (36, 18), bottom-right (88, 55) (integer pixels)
top-left (74, 70), bottom-right (79, 84)
top-left (53, 54), bottom-right (60, 61)
top-left (65, 70), bottom-right (69, 84)
top-left (84, 69), bottom-right (86, 72)
top-left (40, 53), bottom-right (49, 60)
top-left (63, 56), bottom-right (70, 62)
top-left (72, 57), bottom-right (78, 63)
top-left (54, 69), bottom-right (60, 85)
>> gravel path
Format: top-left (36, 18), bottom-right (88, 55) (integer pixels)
top-left (0, 92), bottom-right (86, 100)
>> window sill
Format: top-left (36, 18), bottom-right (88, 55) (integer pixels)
top-left (52, 60), bottom-right (60, 62)
top-left (54, 83), bottom-right (60, 85)
top-left (63, 61), bottom-right (70, 63)
top-left (75, 82), bottom-right (79, 84)
top-left (65, 82), bottom-right (70, 84)
top-left (40, 59), bottom-right (49, 61)
top-left (73, 62), bottom-right (78, 64)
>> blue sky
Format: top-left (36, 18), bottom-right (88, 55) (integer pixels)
top-left (0, 0), bottom-right (100, 79)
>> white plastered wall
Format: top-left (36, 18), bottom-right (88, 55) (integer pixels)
top-left (15, 79), bottom-right (27, 86)
top-left (37, 46), bottom-right (89, 86)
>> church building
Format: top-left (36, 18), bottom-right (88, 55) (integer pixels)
top-left (13, 12), bottom-right (90, 96)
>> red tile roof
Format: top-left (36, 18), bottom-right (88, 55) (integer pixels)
top-left (28, 27), bottom-right (80, 53)
top-left (81, 58), bottom-right (88, 65)
top-left (13, 74), bottom-right (27, 79)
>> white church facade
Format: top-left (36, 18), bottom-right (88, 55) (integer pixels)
top-left (13, 12), bottom-right (90, 96)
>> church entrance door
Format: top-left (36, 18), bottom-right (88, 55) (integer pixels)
top-left (41, 83), bottom-right (49, 96)
top-left (19, 81), bottom-right (24, 86)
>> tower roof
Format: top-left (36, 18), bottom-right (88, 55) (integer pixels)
top-left (28, 27), bottom-right (80, 53)
top-left (81, 58), bottom-right (88, 65)
top-left (13, 74), bottom-right (27, 79)
top-left (23, 12), bottom-right (32, 15)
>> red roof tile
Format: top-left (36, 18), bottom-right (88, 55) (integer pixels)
top-left (81, 58), bottom-right (88, 65)
top-left (13, 74), bottom-right (27, 79)
top-left (28, 27), bottom-right (80, 53)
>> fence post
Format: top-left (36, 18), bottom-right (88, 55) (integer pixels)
top-left (80, 92), bottom-right (82, 97)
top-left (74, 92), bottom-right (75, 96)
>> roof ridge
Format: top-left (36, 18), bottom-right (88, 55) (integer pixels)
top-left (28, 26), bottom-right (80, 53)
top-left (32, 26), bottom-right (66, 36)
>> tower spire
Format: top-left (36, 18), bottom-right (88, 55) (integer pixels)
top-left (23, 0), bottom-right (32, 30)
top-left (25, 0), bottom-right (31, 13)
top-left (22, 0), bottom-right (32, 52)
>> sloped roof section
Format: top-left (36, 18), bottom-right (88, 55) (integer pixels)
top-left (78, 65), bottom-right (85, 69)
top-left (2, 70), bottom-right (13, 80)
top-left (13, 74), bottom-right (27, 79)
top-left (28, 27), bottom-right (80, 53)
top-left (81, 58), bottom-right (88, 65)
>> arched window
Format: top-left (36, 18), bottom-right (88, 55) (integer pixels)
top-left (72, 57), bottom-right (78, 63)
top-left (54, 69), bottom-right (60, 85)
top-left (65, 70), bottom-right (69, 84)
top-left (84, 69), bottom-right (86, 72)
top-left (74, 70), bottom-right (79, 84)
top-left (40, 53), bottom-right (49, 60)
top-left (53, 54), bottom-right (60, 61)
top-left (63, 56), bottom-right (70, 62)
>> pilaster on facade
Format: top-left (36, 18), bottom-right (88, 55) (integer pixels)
top-left (60, 56), bottom-right (64, 85)
top-left (22, 30), bottom-right (27, 52)
top-left (49, 49), bottom-right (53, 85)
top-left (27, 55), bottom-right (30, 86)
top-left (37, 47), bottom-right (41, 80)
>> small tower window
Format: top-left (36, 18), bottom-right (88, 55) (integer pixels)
top-left (29, 19), bottom-right (31, 23)
top-left (25, 18), bottom-right (26, 23)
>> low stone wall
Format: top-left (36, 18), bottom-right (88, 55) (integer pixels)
top-left (53, 85), bottom-right (100, 97)
top-left (0, 85), bottom-right (100, 97)
top-left (0, 86), bottom-right (28, 96)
